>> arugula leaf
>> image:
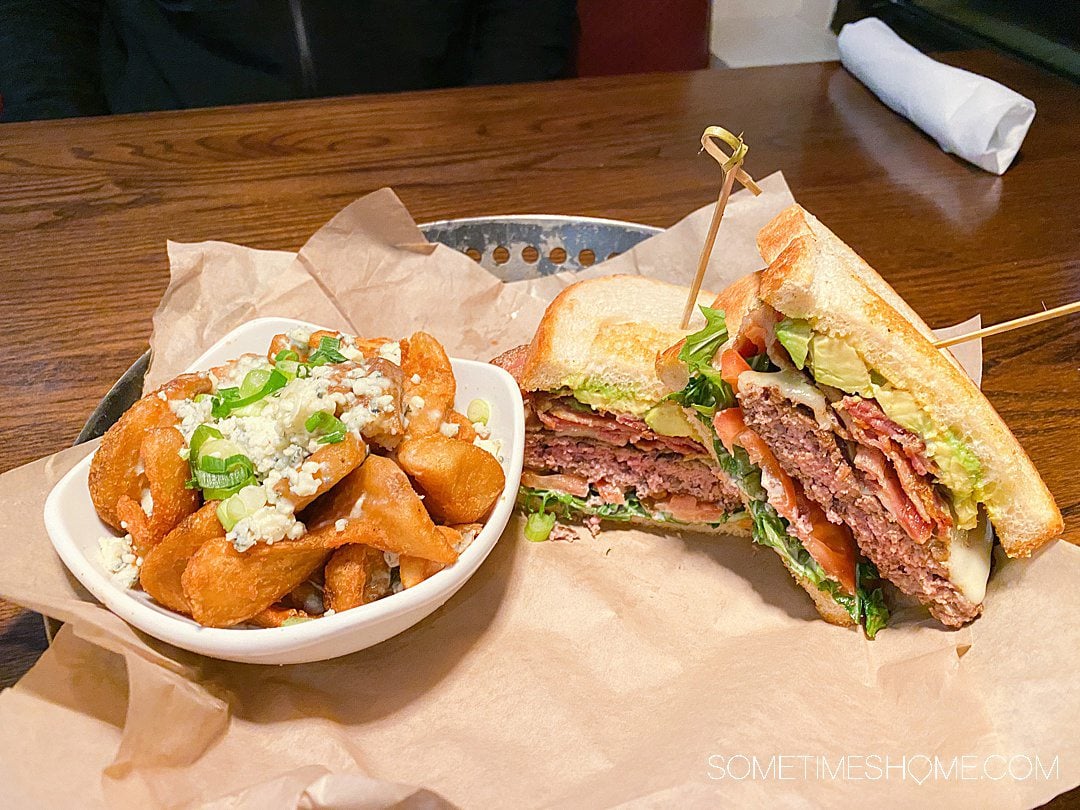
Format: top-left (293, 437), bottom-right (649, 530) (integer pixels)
top-left (747, 499), bottom-right (890, 637)
top-left (678, 306), bottom-right (728, 374)
top-left (666, 371), bottom-right (735, 421)
top-left (856, 561), bottom-right (890, 639)
top-left (519, 487), bottom-right (744, 528)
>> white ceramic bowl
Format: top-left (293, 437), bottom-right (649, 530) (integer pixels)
top-left (44, 317), bottom-right (525, 664)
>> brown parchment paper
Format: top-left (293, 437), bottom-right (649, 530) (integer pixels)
top-left (0, 175), bottom-right (1077, 810)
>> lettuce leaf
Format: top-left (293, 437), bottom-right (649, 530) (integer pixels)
top-left (519, 487), bottom-right (744, 527)
top-left (665, 370), bottom-right (735, 421)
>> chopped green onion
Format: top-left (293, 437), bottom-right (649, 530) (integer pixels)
top-left (239, 368), bottom-right (272, 399)
top-left (275, 359), bottom-right (300, 379)
top-left (308, 336), bottom-right (348, 366)
top-left (193, 452), bottom-right (256, 499)
top-left (305, 410), bottom-right (346, 444)
top-left (466, 398), bottom-right (491, 425)
top-left (189, 424), bottom-right (223, 460)
top-left (524, 511), bottom-right (556, 542)
top-left (215, 484), bottom-right (266, 531)
top-left (274, 348), bottom-right (299, 363)
top-left (195, 437), bottom-right (244, 461)
top-left (210, 369), bottom-right (288, 417)
top-left (210, 387), bottom-right (240, 418)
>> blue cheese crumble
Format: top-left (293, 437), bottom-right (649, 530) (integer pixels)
top-left (169, 350), bottom-right (398, 552)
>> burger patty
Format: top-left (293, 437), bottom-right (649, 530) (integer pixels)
top-left (525, 434), bottom-right (744, 512)
top-left (739, 386), bottom-right (980, 627)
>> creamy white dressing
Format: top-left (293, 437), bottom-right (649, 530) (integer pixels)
top-left (946, 509), bottom-right (993, 604)
top-left (738, 370), bottom-right (834, 430)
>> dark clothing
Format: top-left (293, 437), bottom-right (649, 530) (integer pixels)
top-left (0, 0), bottom-right (577, 122)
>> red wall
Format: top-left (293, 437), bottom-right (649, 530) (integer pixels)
top-left (575, 0), bottom-right (711, 77)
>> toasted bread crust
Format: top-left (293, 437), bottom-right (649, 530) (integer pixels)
top-left (758, 206), bottom-right (938, 341)
top-left (788, 567), bottom-right (857, 627)
top-left (758, 216), bottom-right (1062, 556)
top-left (522, 275), bottom-right (715, 415)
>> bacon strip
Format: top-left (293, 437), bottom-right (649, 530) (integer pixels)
top-left (533, 398), bottom-right (706, 455)
top-left (839, 397), bottom-right (936, 476)
top-left (852, 446), bottom-right (933, 543)
top-left (835, 397), bottom-right (952, 538)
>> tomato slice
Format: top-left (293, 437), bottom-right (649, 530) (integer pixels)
top-left (712, 408), bottom-right (800, 523)
top-left (712, 406), bottom-right (857, 594)
top-left (712, 407), bottom-right (748, 455)
top-left (798, 496), bottom-right (858, 595)
top-left (719, 348), bottom-right (753, 393)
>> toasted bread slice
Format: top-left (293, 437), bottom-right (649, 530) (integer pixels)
top-left (758, 206), bottom-right (937, 339)
top-left (522, 275), bottom-right (715, 416)
top-left (759, 213), bottom-right (1062, 556)
top-left (788, 568), bottom-right (857, 628)
top-left (656, 272), bottom-right (762, 393)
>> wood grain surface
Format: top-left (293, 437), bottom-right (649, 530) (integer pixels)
top-left (0, 52), bottom-right (1078, 801)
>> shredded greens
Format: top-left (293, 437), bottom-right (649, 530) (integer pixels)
top-left (519, 486), bottom-right (744, 532)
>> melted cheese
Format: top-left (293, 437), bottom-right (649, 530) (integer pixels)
top-left (947, 509), bottom-right (993, 604)
top-left (738, 370), bottom-right (833, 430)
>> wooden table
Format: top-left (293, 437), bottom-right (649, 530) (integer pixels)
top-left (1, 50), bottom-right (1078, 802)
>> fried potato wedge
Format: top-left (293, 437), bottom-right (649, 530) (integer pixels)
top-left (278, 432), bottom-right (367, 511)
top-left (306, 454), bottom-right (458, 564)
top-left (399, 555), bottom-right (446, 589)
top-left (89, 373), bottom-right (210, 530)
top-left (396, 434), bottom-right (505, 524)
top-left (323, 544), bottom-right (391, 612)
top-left (116, 495), bottom-right (154, 560)
top-left (307, 329), bottom-right (343, 352)
top-left (181, 523), bottom-right (365, 627)
top-left (443, 410), bottom-right (478, 443)
top-left (402, 331), bottom-right (455, 438)
top-left (250, 604), bottom-right (312, 628)
top-left (308, 330), bottom-right (403, 361)
top-left (140, 502), bottom-right (224, 614)
top-left (399, 526), bottom-right (457, 588)
top-left (267, 334), bottom-right (294, 362)
top-left (141, 427), bottom-right (200, 544)
top-left (284, 580), bottom-right (325, 615)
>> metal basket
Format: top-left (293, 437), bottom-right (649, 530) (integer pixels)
top-left (421, 214), bottom-right (660, 281)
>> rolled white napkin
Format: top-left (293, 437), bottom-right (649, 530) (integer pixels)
top-left (838, 18), bottom-right (1036, 174)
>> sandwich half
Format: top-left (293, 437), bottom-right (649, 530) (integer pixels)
top-left (657, 273), bottom-right (890, 635)
top-left (662, 205), bottom-right (1063, 628)
top-left (492, 275), bottom-right (752, 538)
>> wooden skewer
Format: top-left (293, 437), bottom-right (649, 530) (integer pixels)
top-left (933, 300), bottom-right (1080, 348)
top-left (680, 127), bottom-right (761, 329)
top-left (681, 162), bottom-right (738, 329)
